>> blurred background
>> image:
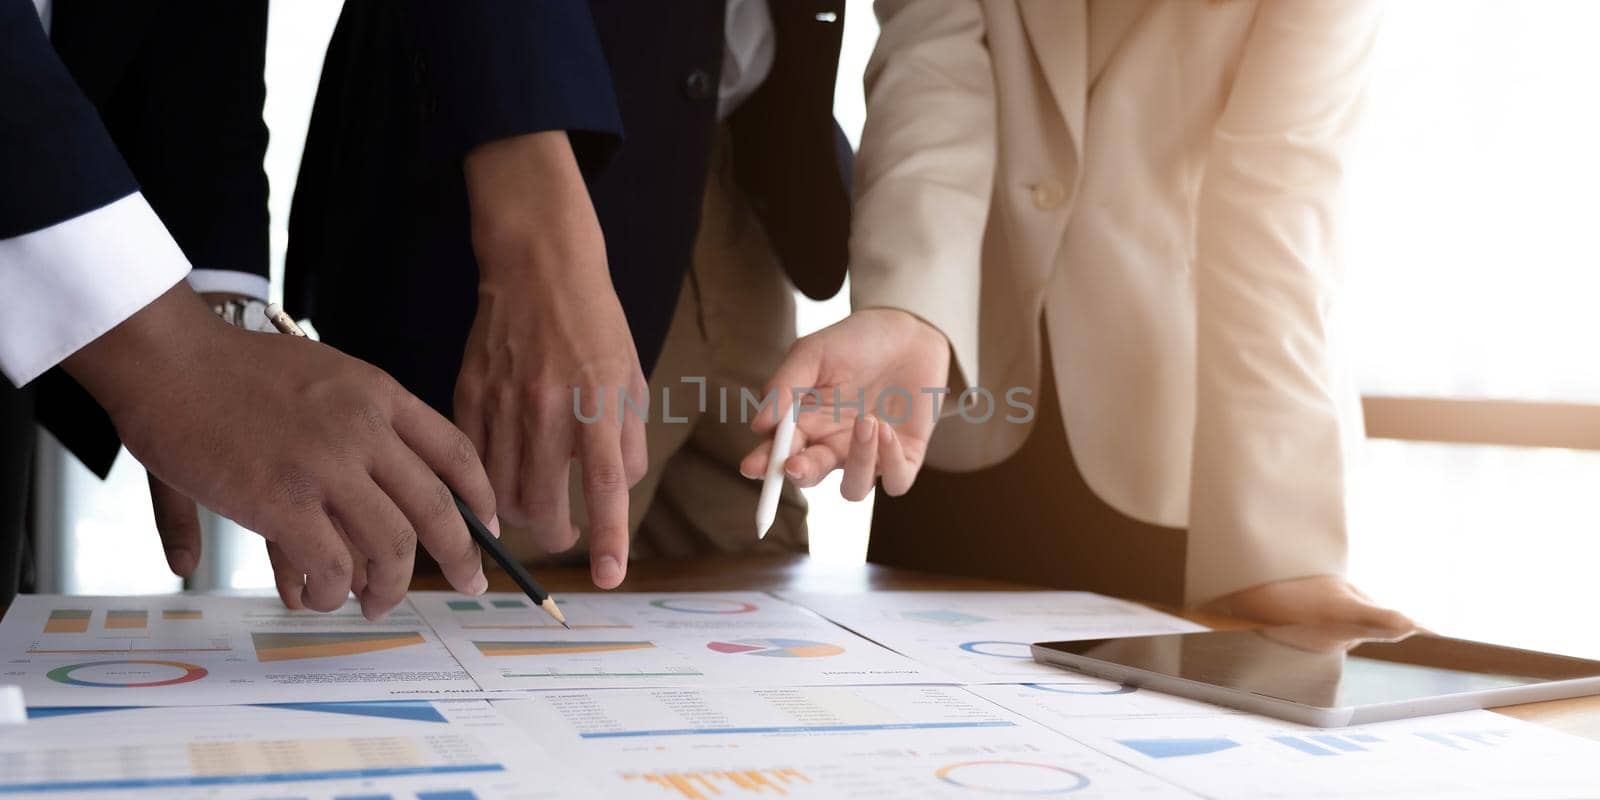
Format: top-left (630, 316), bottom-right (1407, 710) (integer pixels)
top-left (32, 0), bottom-right (1600, 659)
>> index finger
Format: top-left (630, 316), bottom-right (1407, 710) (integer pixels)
top-left (751, 341), bottom-right (824, 435)
top-left (577, 418), bottom-right (629, 589)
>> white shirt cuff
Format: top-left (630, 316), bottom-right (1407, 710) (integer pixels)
top-left (0, 192), bottom-right (192, 386)
top-left (187, 269), bottom-right (269, 302)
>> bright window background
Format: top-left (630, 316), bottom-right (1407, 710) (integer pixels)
top-left (1345, 0), bottom-right (1600, 402)
top-left (44, 1), bottom-right (1600, 659)
top-left (1342, 0), bottom-right (1600, 657)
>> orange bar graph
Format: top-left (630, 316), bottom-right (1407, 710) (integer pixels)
top-left (162, 609), bottom-right (202, 621)
top-left (622, 768), bottom-right (810, 800)
top-left (106, 610), bottom-right (148, 630)
top-left (44, 609), bottom-right (90, 634)
top-left (251, 631), bottom-right (424, 662)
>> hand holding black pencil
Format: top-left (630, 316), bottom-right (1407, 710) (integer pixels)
top-left (263, 303), bottom-right (568, 629)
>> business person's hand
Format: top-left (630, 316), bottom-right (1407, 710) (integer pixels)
top-left (740, 309), bottom-right (950, 500)
top-left (146, 472), bottom-right (202, 578)
top-left (1201, 575), bottom-right (1414, 632)
top-left (145, 290), bottom-right (266, 580)
top-left (151, 470), bottom-right (385, 613)
top-left (457, 130), bottom-right (648, 590)
top-left (63, 283), bottom-right (497, 619)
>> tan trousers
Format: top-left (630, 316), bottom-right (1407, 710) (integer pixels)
top-left (505, 131), bottom-right (808, 564)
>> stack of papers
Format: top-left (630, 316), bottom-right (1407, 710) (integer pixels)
top-left (0, 589), bottom-right (1595, 798)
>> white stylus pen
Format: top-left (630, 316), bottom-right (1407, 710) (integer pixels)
top-left (755, 411), bottom-right (798, 539)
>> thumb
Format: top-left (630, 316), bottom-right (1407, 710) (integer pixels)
top-left (147, 472), bottom-right (202, 578)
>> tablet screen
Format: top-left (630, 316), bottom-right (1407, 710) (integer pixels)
top-left (1037, 627), bottom-right (1600, 709)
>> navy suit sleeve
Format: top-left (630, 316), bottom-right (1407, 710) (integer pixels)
top-left (412, 0), bottom-right (623, 175)
top-left (27, 1), bottom-right (273, 476)
top-left (114, 0), bottom-right (270, 280)
top-left (0, 0), bottom-right (138, 238)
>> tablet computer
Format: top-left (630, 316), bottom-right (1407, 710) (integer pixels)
top-left (1031, 626), bottom-right (1600, 727)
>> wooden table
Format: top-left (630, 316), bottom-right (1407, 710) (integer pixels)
top-left (419, 552), bottom-right (1600, 741)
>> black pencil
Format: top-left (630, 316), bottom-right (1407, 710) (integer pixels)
top-left (262, 303), bottom-right (568, 629)
top-left (452, 492), bottom-right (569, 628)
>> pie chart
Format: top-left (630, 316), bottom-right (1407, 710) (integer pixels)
top-left (959, 640), bottom-right (1034, 659)
top-left (1025, 682), bottom-right (1137, 696)
top-left (651, 598), bottom-right (758, 614)
top-left (706, 638), bottom-right (844, 658)
top-left (47, 659), bottom-right (207, 688)
top-left (935, 760), bottom-right (1089, 793)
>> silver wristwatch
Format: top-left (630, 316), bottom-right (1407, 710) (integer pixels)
top-left (210, 297), bottom-right (271, 332)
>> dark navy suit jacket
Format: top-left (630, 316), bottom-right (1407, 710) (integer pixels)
top-left (284, 0), bottom-right (624, 420)
top-left (285, 0), bottom-right (851, 419)
top-left (2, 0), bottom-right (271, 476)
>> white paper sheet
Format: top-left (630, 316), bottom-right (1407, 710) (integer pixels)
top-left (779, 591), bottom-right (1205, 683)
top-left (494, 685), bottom-right (1198, 799)
top-left (967, 679), bottom-right (1253, 722)
top-left (7, 590), bottom-right (1595, 799)
top-left (0, 594), bottom-right (477, 706)
top-left (411, 591), bottom-right (957, 690)
top-left (0, 686), bottom-right (23, 725)
top-left (0, 699), bottom-right (591, 799)
top-left (967, 683), bottom-right (1600, 799)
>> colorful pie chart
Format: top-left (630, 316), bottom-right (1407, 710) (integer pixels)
top-left (47, 659), bottom-right (207, 688)
top-left (706, 638), bottom-right (844, 658)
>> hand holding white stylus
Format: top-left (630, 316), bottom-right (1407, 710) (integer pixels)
top-left (754, 411), bottom-right (797, 539)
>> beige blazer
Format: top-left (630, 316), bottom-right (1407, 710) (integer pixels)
top-left (850, 0), bottom-right (1382, 603)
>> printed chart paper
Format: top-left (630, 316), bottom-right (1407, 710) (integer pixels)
top-left (0, 594), bottom-right (476, 706)
top-left (780, 591), bottom-right (1205, 683)
top-left (968, 680), bottom-right (1253, 722)
top-left (494, 685), bottom-right (1197, 799)
top-left (968, 684), bottom-right (1600, 799)
top-left (0, 699), bottom-right (590, 799)
top-left (412, 591), bottom-right (956, 690)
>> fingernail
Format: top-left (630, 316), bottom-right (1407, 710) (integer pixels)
top-left (740, 463), bottom-right (759, 480)
top-left (166, 547), bottom-right (196, 577)
top-left (785, 461), bottom-right (804, 480)
top-left (488, 514), bottom-right (502, 538)
top-left (855, 415), bottom-right (875, 444)
top-left (595, 555), bottom-right (623, 588)
top-left (470, 569), bottom-right (489, 596)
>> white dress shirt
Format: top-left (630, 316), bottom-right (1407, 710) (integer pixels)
top-left (0, 0), bottom-right (268, 387)
top-left (719, 0), bottom-right (775, 120)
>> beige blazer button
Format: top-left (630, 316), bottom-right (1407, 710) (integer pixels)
top-left (1031, 178), bottom-right (1067, 211)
